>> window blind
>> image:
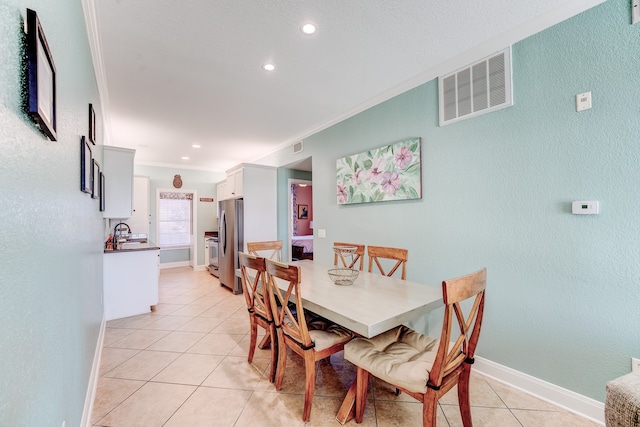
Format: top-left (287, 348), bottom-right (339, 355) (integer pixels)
top-left (158, 192), bottom-right (193, 247)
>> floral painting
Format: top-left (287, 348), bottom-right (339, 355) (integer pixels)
top-left (336, 137), bottom-right (422, 205)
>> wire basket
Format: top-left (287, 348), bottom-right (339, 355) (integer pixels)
top-left (327, 268), bottom-right (359, 286)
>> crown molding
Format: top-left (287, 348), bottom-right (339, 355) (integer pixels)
top-left (81, 0), bottom-right (113, 146)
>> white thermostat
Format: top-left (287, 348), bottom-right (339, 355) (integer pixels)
top-left (572, 201), bottom-right (599, 215)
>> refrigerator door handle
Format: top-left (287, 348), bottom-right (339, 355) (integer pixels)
top-left (220, 210), bottom-right (227, 255)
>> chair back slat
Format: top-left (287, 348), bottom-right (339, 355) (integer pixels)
top-left (239, 252), bottom-right (271, 321)
top-left (367, 245), bottom-right (408, 279)
top-left (247, 240), bottom-right (283, 262)
top-left (428, 268), bottom-right (486, 389)
top-left (333, 242), bottom-right (365, 270)
top-left (265, 259), bottom-right (312, 347)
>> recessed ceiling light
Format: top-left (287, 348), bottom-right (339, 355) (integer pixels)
top-left (192, 144), bottom-right (201, 148)
top-left (181, 156), bottom-right (189, 160)
top-left (262, 63), bottom-right (276, 71)
top-left (301, 23), bottom-right (316, 35)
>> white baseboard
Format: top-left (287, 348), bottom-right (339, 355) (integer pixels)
top-left (80, 314), bottom-right (106, 427)
top-left (159, 261), bottom-right (191, 269)
top-left (193, 264), bottom-right (208, 271)
top-left (474, 356), bottom-right (604, 425)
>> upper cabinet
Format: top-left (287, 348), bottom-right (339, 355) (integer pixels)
top-left (215, 164), bottom-right (277, 246)
top-left (228, 167), bottom-right (244, 198)
top-left (103, 146), bottom-right (135, 219)
top-left (216, 179), bottom-right (229, 202)
top-left (129, 175), bottom-right (150, 234)
top-left (217, 166), bottom-right (245, 201)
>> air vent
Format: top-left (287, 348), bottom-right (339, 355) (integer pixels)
top-left (293, 141), bottom-right (303, 154)
top-left (439, 47), bottom-right (513, 126)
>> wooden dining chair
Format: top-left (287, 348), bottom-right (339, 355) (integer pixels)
top-left (265, 259), bottom-right (353, 422)
top-left (333, 242), bottom-right (365, 271)
top-left (367, 245), bottom-right (408, 279)
top-left (344, 268), bottom-right (487, 426)
top-left (247, 240), bottom-right (282, 262)
top-left (238, 252), bottom-right (277, 383)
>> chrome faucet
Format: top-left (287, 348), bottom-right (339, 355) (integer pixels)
top-left (113, 222), bottom-right (131, 248)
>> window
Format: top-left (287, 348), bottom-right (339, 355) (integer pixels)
top-left (158, 192), bottom-right (193, 248)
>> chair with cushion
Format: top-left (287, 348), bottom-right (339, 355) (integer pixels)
top-left (333, 242), bottom-right (365, 271)
top-left (239, 252), bottom-right (277, 383)
top-left (367, 245), bottom-right (408, 279)
top-left (344, 267), bottom-right (487, 426)
top-left (265, 259), bottom-right (353, 422)
top-left (247, 240), bottom-right (282, 262)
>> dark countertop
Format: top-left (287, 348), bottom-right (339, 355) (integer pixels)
top-left (104, 241), bottom-right (160, 253)
top-left (204, 231), bottom-right (218, 237)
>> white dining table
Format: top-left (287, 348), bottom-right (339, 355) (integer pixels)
top-left (284, 260), bottom-right (443, 423)
top-left (288, 259), bottom-right (443, 339)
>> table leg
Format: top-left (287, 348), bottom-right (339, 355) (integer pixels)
top-left (335, 380), bottom-right (356, 424)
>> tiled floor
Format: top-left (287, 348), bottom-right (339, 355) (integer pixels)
top-left (92, 267), bottom-right (600, 426)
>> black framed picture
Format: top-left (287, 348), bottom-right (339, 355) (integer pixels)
top-left (88, 103), bottom-right (96, 144)
top-left (92, 159), bottom-right (100, 199)
top-left (298, 204), bottom-right (308, 219)
top-left (80, 136), bottom-right (92, 194)
top-left (26, 9), bottom-right (57, 141)
top-left (99, 172), bottom-right (106, 211)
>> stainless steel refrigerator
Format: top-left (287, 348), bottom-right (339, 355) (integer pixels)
top-left (218, 198), bottom-right (244, 294)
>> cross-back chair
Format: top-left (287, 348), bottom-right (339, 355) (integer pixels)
top-left (333, 242), bottom-right (365, 271)
top-left (367, 245), bottom-right (408, 279)
top-left (238, 252), bottom-right (277, 383)
top-left (265, 259), bottom-right (353, 422)
top-left (344, 267), bottom-right (487, 427)
top-left (247, 240), bottom-right (282, 262)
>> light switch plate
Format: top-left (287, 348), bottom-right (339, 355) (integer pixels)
top-left (318, 229), bottom-right (326, 238)
top-left (576, 92), bottom-right (592, 112)
top-left (633, 0), bottom-right (639, 25)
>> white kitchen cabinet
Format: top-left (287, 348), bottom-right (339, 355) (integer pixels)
top-left (103, 146), bottom-right (136, 219)
top-left (217, 179), bottom-right (229, 202)
top-left (217, 167), bottom-right (247, 201)
top-left (103, 248), bottom-right (159, 320)
top-left (129, 175), bottom-right (150, 234)
top-left (228, 167), bottom-right (244, 198)
top-left (216, 164), bottom-right (276, 246)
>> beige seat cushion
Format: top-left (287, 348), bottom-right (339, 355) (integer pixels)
top-left (283, 314), bottom-right (352, 351)
top-left (344, 325), bottom-right (440, 394)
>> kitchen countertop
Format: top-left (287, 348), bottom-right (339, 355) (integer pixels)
top-left (104, 241), bottom-right (160, 253)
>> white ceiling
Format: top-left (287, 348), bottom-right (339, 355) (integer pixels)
top-left (88, 0), bottom-right (603, 172)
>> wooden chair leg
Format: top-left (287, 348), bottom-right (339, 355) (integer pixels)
top-left (302, 351), bottom-right (317, 422)
top-left (422, 390), bottom-right (439, 427)
top-left (267, 326), bottom-right (277, 383)
top-left (355, 367), bottom-right (369, 423)
top-left (247, 317), bottom-right (257, 363)
top-left (274, 331), bottom-right (287, 390)
top-left (458, 366), bottom-right (473, 427)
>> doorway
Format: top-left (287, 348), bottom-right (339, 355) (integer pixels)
top-left (288, 179), bottom-right (313, 261)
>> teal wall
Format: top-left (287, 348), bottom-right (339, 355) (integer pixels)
top-left (134, 165), bottom-right (225, 266)
top-left (263, 0), bottom-right (640, 402)
top-left (0, 1), bottom-right (104, 425)
top-left (277, 168), bottom-right (313, 260)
